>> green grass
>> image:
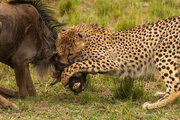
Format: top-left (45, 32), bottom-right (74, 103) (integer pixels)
top-left (58, 0), bottom-right (180, 29)
top-left (0, 0), bottom-right (180, 119)
top-left (113, 77), bottom-right (147, 101)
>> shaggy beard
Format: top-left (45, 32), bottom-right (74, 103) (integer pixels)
top-left (34, 59), bottom-right (51, 82)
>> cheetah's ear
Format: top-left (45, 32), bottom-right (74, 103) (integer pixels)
top-left (78, 33), bottom-right (82, 38)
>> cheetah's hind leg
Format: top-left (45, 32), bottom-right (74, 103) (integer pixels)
top-left (143, 91), bottom-right (180, 109)
top-left (143, 60), bottom-right (180, 109)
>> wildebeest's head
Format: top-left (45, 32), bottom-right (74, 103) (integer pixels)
top-left (50, 53), bottom-right (87, 95)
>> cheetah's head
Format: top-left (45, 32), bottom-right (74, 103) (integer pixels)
top-left (56, 28), bottom-right (85, 65)
top-left (53, 27), bottom-right (87, 94)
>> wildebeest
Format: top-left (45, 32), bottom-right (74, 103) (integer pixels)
top-left (0, 0), bottom-right (64, 110)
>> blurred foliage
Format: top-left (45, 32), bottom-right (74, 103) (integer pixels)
top-left (57, 0), bottom-right (180, 30)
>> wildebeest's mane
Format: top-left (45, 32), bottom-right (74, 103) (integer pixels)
top-left (9, 0), bottom-right (64, 39)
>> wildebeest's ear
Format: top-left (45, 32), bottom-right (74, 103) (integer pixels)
top-left (78, 33), bottom-right (82, 38)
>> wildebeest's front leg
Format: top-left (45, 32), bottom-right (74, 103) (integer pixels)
top-left (11, 37), bottom-right (37, 97)
top-left (0, 59), bottom-right (36, 98)
top-left (12, 61), bottom-right (34, 97)
top-left (25, 64), bottom-right (36, 96)
top-left (0, 87), bottom-right (18, 97)
top-left (61, 58), bottom-right (119, 86)
top-left (0, 94), bottom-right (20, 111)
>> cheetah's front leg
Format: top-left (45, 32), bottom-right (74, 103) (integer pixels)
top-left (61, 58), bottom-right (118, 86)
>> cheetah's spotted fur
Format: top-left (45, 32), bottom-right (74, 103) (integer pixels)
top-left (57, 16), bottom-right (180, 109)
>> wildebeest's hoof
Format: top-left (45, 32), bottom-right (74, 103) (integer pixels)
top-left (16, 109), bottom-right (22, 113)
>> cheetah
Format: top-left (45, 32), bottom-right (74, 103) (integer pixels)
top-left (56, 16), bottom-right (180, 109)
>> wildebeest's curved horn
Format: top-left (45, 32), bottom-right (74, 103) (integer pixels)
top-left (49, 79), bottom-right (60, 86)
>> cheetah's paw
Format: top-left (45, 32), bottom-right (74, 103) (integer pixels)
top-left (154, 91), bottom-right (165, 97)
top-left (142, 102), bottom-right (151, 109)
top-left (61, 74), bottom-right (69, 86)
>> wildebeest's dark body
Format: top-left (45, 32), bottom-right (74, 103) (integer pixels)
top-left (0, 0), bottom-right (63, 99)
top-left (0, 0), bottom-right (86, 110)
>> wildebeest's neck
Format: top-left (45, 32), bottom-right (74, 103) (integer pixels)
top-left (8, 0), bottom-right (64, 59)
top-left (0, 1), bottom-right (64, 68)
top-left (9, 0), bottom-right (63, 40)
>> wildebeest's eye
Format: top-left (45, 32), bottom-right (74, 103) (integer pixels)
top-left (78, 33), bottom-right (82, 38)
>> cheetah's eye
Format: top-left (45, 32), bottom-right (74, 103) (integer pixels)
top-left (61, 29), bottom-right (66, 31)
top-left (78, 33), bottom-right (82, 38)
